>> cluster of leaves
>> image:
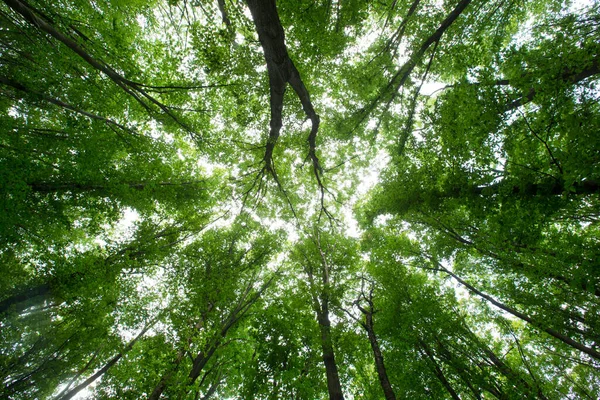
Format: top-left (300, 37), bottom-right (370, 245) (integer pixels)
top-left (1, 0), bottom-right (599, 399)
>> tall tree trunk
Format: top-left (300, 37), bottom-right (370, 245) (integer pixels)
top-left (364, 315), bottom-right (396, 400)
top-left (431, 261), bottom-right (600, 360)
top-left (354, 291), bottom-right (396, 400)
top-left (58, 320), bottom-right (155, 400)
top-left (306, 235), bottom-right (345, 400)
top-left (418, 340), bottom-right (461, 400)
top-left (317, 307), bottom-right (345, 400)
top-left (244, 0), bottom-right (322, 181)
top-left (0, 283), bottom-right (51, 315)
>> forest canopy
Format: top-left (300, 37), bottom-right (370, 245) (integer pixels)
top-left (1, 0), bottom-right (599, 399)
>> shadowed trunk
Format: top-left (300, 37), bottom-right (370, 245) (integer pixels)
top-left (355, 294), bottom-right (396, 400)
top-left (317, 307), bottom-right (345, 400)
top-left (244, 0), bottom-right (321, 180)
top-left (59, 320), bottom-right (155, 400)
top-left (0, 283), bottom-right (52, 315)
top-left (418, 340), bottom-right (461, 400)
top-left (365, 315), bottom-right (396, 400)
top-left (430, 260), bottom-right (600, 360)
top-left (305, 235), bottom-right (345, 400)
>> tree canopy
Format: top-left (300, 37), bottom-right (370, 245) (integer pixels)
top-left (1, 0), bottom-right (599, 398)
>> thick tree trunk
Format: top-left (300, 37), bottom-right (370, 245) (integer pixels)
top-left (365, 321), bottom-right (396, 400)
top-left (317, 309), bottom-right (345, 400)
top-left (356, 303), bottom-right (396, 400)
top-left (244, 0), bottom-right (321, 180)
top-left (188, 345), bottom-right (219, 385)
top-left (0, 283), bottom-right (51, 315)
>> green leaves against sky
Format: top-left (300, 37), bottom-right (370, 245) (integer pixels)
top-left (1, 0), bottom-right (599, 399)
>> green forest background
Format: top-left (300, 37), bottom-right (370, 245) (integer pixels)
top-left (1, 0), bottom-right (599, 398)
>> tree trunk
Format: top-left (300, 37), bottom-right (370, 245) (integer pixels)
top-left (244, 0), bottom-right (321, 180)
top-left (436, 263), bottom-right (600, 360)
top-left (317, 309), bottom-right (345, 400)
top-left (59, 320), bottom-right (154, 400)
top-left (418, 340), bottom-right (461, 400)
top-left (188, 345), bottom-right (219, 385)
top-left (0, 283), bottom-right (51, 315)
top-left (357, 305), bottom-right (396, 400)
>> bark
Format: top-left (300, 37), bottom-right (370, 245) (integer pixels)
top-left (0, 283), bottom-right (51, 315)
top-left (305, 236), bottom-right (345, 400)
top-left (58, 320), bottom-right (155, 400)
top-left (354, 290), bottom-right (396, 400)
top-left (433, 262), bottom-right (600, 360)
top-left (364, 316), bottom-right (396, 400)
top-left (244, 0), bottom-right (321, 181)
top-left (317, 308), bottom-right (345, 400)
top-left (188, 345), bottom-right (219, 384)
top-left (506, 58), bottom-right (600, 111)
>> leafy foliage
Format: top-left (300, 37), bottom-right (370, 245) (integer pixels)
top-left (1, 0), bottom-right (599, 399)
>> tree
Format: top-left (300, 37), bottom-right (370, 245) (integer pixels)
top-left (1, 0), bottom-right (599, 398)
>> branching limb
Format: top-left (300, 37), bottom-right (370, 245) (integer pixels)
top-left (3, 0), bottom-right (199, 136)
